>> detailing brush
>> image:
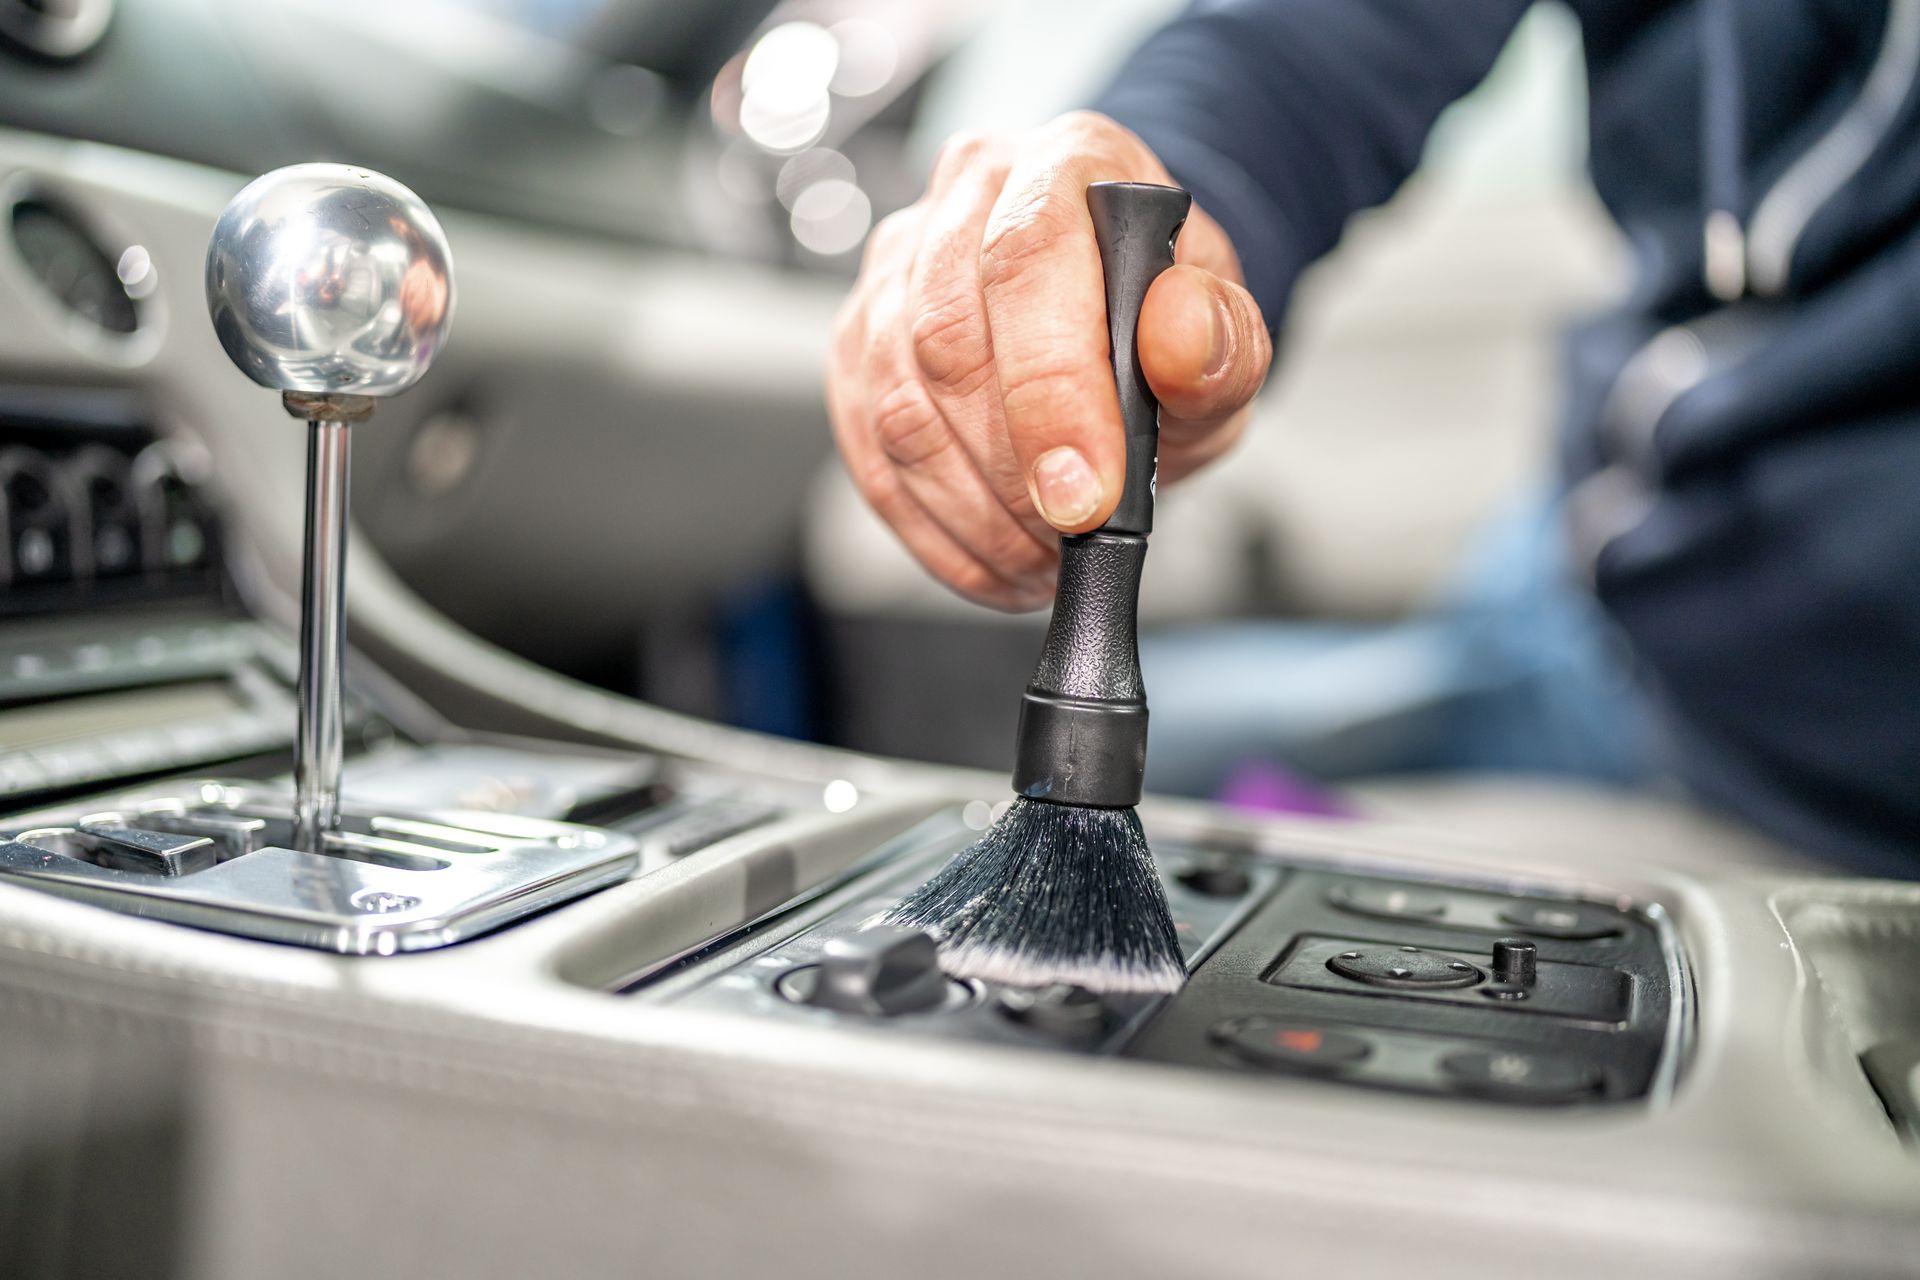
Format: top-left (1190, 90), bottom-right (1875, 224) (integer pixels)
top-left (886, 181), bottom-right (1192, 995)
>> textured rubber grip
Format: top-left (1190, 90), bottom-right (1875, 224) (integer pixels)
top-left (1011, 532), bottom-right (1147, 808)
top-left (1087, 181), bottom-right (1189, 536)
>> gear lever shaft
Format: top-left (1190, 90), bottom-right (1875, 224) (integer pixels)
top-left (206, 164), bottom-right (454, 849)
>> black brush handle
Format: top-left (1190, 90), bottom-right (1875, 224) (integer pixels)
top-left (1011, 181), bottom-right (1189, 809)
top-left (1090, 180), bottom-right (1189, 535)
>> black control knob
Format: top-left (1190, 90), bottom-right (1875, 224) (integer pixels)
top-left (1175, 855), bottom-right (1252, 898)
top-left (1491, 937), bottom-right (1538, 986)
top-left (804, 925), bottom-right (951, 1016)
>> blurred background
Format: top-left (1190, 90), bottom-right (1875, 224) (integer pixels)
top-left (0, 0), bottom-right (1628, 798)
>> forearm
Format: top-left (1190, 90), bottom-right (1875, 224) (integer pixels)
top-left (1095, 0), bottom-right (1532, 328)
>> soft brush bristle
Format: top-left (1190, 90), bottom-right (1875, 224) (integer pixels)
top-left (884, 797), bottom-right (1184, 995)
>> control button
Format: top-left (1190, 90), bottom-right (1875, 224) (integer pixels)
top-left (1212, 1018), bottom-right (1372, 1073)
top-left (1329, 882), bottom-right (1449, 923)
top-left (1327, 944), bottom-right (1482, 989)
top-left (1490, 938), bottom-right (1538, 986)
top-left (998, 983), bottom-right (1108, 1043)
top-left (788, 926), bottom-right (951, 1016)
top-left (1497, 902), bottom-right (1623, 941)
top-left (1175, 855), bottom-right (1252, 898)
top-left (1441, 1048), bottom-right (1602, 1103)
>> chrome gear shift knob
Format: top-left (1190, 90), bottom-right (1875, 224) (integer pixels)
top-left (205, 164), bottom-right (454, 850)
top-left (206, 163), bottom-right (454, 396)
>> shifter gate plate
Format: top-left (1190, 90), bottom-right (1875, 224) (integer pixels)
top-left (0, 780), bottom-right (638, 953)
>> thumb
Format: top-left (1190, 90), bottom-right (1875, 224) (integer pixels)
top-left (1137, 264), bottom-right (1272, 428)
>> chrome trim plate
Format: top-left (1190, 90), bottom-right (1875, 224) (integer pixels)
top-left (0, 780), bottom-right (637, 953)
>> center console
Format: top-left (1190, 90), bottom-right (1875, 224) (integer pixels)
top-left (639, 810), bottom-right (1684, 1108)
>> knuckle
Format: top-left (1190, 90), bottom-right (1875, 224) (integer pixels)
top-left (931, 130), bottom-right (993, 179)
top-left (1049, 109), bottom-right (1112, 144)
top-left (908, 298), bottom-right (993, 393)
top-left (870, 379), bottom-right (955, 469)
top-left (1046, 109), bottom-right (1154, 174)
top-left (979, 195), bottom-right (1079, 294)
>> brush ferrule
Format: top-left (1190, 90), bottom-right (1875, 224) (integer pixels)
top-left (1011, 531), bottom-right (1148, 808)
top-left (1011, 693), bottom-right (1146, 807)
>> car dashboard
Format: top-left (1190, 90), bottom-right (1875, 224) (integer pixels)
top-left (0, 6), bottom-right (1917, 1278)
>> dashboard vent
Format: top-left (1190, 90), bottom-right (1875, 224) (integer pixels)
top-left (0, 390), bottom-right (223, 616)
top-left (8, 196), bottom-right (143, 336)
top-left (0, 0), bottom-right (112, 60)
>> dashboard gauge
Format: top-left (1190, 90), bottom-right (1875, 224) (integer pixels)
top-left (8, 197), bottom-right (141, 336)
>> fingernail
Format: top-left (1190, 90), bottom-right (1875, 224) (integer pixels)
top-left (1031, 446), bottom-right (1101, 527)
top-left (1202, 286), bottom-right (1230, 378)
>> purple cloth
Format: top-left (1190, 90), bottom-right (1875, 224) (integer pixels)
top-left (1217, 759), bottom-right (1352, 818)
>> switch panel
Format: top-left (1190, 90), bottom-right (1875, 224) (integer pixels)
top-left (1127, 869), bottom-right (1676, 1103)
top-left (630, 813), bottom-right (1684, 1108)
top-left (1268, 935), bottom-right (1632, 1022)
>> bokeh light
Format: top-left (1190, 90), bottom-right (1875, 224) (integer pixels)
top-left (828, 19), bottom-right (898, 98)
top-left (739, 21), bottom-right (839, 154)
top-left (789, 178), bottom-right (872, 255)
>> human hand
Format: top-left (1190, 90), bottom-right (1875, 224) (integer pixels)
top-left (826, 111), bottom-right (1272, 610)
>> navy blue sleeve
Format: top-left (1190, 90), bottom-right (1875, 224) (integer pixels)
top-left (1094, 0), bottom-right (1533, 330)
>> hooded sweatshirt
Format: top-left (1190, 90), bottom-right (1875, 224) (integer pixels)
top-left (1097, 0), bottom-right (1920, 874)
